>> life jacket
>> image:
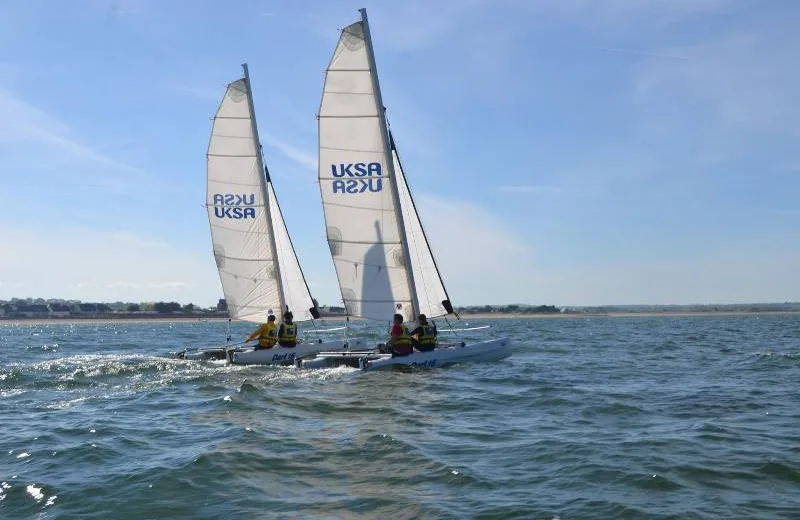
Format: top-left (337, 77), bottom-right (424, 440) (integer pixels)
top-left (391, 324), bottom-right (412, 355)
top-left (418, 324), bottom-right (437, 348)
top-left (279, 323), bottom-right (297, 346)
top-left (258, 322), bottom-right (278, 348)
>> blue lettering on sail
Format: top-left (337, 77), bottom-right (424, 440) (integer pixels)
top-left (330, 162), bottom-right (383, 193)
top-left (212, 193), bottom-right (257, 219)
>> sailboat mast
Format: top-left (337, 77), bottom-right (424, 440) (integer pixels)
top-left (358, 8), bottom-right (420, 320)
top-left (241, 62), bottom-right (286, 316)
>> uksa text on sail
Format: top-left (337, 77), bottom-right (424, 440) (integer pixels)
top-left (331, 162), bottom-right (383, 194)
top-left (212, 193), bottom-right (257, 219)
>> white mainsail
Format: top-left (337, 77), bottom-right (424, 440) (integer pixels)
top-left (208, 69), bottom-right (318, 323)
top-left (318, 11), bottom-right (453, 322)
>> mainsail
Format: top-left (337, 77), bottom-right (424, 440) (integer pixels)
top-left (318, 10), bottom-right (453, 322)
top-left (207, 67), bottom-right (318, 323)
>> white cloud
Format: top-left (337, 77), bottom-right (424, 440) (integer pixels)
top-left (0, 224), bottom-right (220, 305)
top-left (409, 195), bottom-right (800, 307)
top-left (415, 194), bottom-right (542, 305)
top-left (535, 242), bottom-right (800, 306)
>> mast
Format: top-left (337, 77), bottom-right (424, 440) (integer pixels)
top-left (241, 62), bottom-right (286, 315)
top-left (358, 7), bottom-right (420, 320)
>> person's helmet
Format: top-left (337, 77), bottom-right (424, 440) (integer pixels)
top-left (417, 314), bottom-right (427, 323)
top-left (267, 314), bottom-right (276, 321)
top-left (393, 313), bottom-right (403, 322)
top-left (284, 311), bottom-right (293, 320)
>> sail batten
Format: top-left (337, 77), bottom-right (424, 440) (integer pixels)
top-left (207, 74), bottom-right (317, 323)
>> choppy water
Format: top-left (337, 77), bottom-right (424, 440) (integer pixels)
top-left (1, 314), bottom-right (799, 519)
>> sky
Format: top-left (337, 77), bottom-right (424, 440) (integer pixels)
top-left (1, 0), bottom-right (798, 308)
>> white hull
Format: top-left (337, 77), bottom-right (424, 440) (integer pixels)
top-left (231, 337), bottom-right (367, 365)
top-left (178, 337), bottom-right (368, 365)
top-left (297, 338), bottom-right (512, 370)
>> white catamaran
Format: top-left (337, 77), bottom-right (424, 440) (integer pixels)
top-left (179, 64), bottom-right (366, 364)
top-left (297, 9), bottom-right (512, 370)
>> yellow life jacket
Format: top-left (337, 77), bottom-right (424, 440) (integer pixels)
top-left (418, 324), bottom-right (436, 347)
top-left (279, 323), bottom-right (297, 343)
top-left (393, 324), bottom-right (411, 346)
top-left (258, 322), bottom-right (277, 347)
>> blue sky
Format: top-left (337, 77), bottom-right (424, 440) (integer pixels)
top-left (1, 0), bottom-right (798, 307)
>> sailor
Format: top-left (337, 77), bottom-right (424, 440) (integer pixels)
top-left (246, 313), bottom-right (278, 350)
top-left (410, 314), bottom-right (437, 352)
top-left (386, 313), bottom-right (413, 357)
top-left (278, 311), bottom-right (298, 348)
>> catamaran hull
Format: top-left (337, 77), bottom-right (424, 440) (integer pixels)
top-left (297, 338), bottom-right (512, 370)
top-left (178, 337), bottom-right (368, 365)
top-left (231, 337), bottom-right (368, 365)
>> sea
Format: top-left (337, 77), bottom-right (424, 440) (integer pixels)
top-left (1, 314), bottom-right (798, 519)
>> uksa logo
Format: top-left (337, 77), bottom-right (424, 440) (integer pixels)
top-left (213, 193), bottom-right (256, 219)
top-left (330, 162), bottom-right (383, 194)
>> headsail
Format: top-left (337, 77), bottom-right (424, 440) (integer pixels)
top-left (208, 70), bottom-right (318, 323)
top-left (318, 10), bottom-right (454, 322)
top-left (390, 132), bottom-right (452, 319)
top-left (268, 179), bottom-right (320, 322)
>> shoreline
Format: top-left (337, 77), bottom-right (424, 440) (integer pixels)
top-left (2, 310), bottom-right (800, 326)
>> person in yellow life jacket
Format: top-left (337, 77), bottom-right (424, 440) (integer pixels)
top-left (246, 314), bottom-right (278, 349)
top-left (410, 313), bottom-right (437, 352)
top-left (277, 311), bottom-right (298, 348)
top-left (387, 313), bottom-right (413, 357)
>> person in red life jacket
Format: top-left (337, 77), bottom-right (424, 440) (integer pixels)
top-left (277, 311), bottom-right (298, 348)
top-left (245, 313), bottom-right (278, 349)
top-left (410, 314), bottom-right (437, 352)
top-left (386, 313), bottom-right (413, 357)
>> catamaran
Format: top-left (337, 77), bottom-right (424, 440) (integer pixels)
top-left (296, 9), bottom-right (512, 370)
top-left (179, 64), bottom-right (366, 364)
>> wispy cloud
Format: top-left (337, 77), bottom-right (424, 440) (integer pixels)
top-left (592, 46), bottom-right (687, 60)
top-left (106, 281), bottom-right (190, 289)
top-left (634, 33), bottom-right (800, 133)
top-left (105, 231), bottom-right (169, 248)
top-left (525, 0), bottom-right (736, 26)
top-left (362, 0), bottom-right (488, 51)
top-left (167, 83), bottom-right (220, 101)
top-left (0, 87), bottom-right (147, 176)
top-left (496, 185), bottom-right (562, 194)
top-left (263, 135), bottom-right (317, 171)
